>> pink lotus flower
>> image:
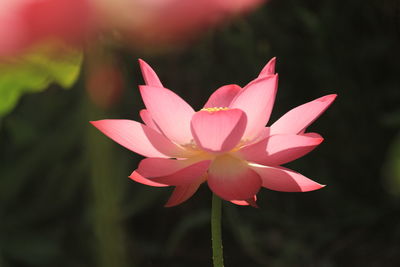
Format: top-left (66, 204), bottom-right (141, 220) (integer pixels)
top-left (91, 58), bottom-right (336, 207)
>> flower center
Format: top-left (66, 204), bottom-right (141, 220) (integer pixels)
top-left (181, 139), bottom-right (198, 151)
top-left (200, 107), bottom-right (230, 113)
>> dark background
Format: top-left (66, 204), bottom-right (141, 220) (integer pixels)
top-left (1, 0), bottom-right (400, 266)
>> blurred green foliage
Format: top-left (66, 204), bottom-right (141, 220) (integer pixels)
top-left (0, 43), bottom-right (82, 116)
top-left (1, 0), bottom-right (400, 266)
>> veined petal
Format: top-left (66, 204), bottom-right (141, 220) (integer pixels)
top-left (129, 171), bottom-right (168, 187)
top-left (247, 127), bottom-right (271, 145)
top-left (257, 57), bottom-right (276, 78)
top-left (208, 155), bottom-right (262, 200)
top-left (264, 134), bottom-right (323, 166)
top-left (130, 158), bottom-right (208, 187)
top-left (249, 164), bottom-right (325, 192)
top-left (270, 94), bottom-right (337, 135)
top-left (203, 84), bottom-right (241, 108)
top-left (230, 195), bottom-right (258, 207)
top-left (237, 134), bottom-right (324, 166)
top-left (164, 176), bottom-right (206, 207)
top-left (137, 158), bottom-right (200, 177)
top-left (90, 119), bottom-right (189, 158)
top-left (301, 132), bottom-right (321, 138)
top-left (191, 109), bottom-right (247, 153)
top-left (230, 75), bottom-right (278, 141)
top-left (138, 59), bottom-right (163, 87)
top-left (141, 160), bottom-right (211, 186)
top-left (139, 109), bottom-right (160, 132)
top-left (140, 85), bottom-right (195, 145)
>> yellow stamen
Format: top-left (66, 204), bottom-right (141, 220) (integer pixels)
top-left (200, 107), bottom-right (230, 113)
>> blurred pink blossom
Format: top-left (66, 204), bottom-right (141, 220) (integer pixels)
top-left (91, 58), bottom-right (336, 207)
top-left (0, 0), bottom-right (94, 56)
top-left (0, 0), bottom-right (264, 56)
top-left (100, 0), bottom-right (265, 46)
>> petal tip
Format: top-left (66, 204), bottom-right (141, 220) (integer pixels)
top-left (129, 171), bottom-right (169, 187)
top-left (319, 94), bottom-right (337, 103)
top-left (89, 120), bottom-right (101, 127)
top-left (304, 183), bottom-right (326, 192)
top-left (138, 58), bottom-right (148, 66)
top-left (269, 56), bottom-right (277, 65)
top-left (164, 202), bottom-right (176, 208)
top-left (259, 57), bottom-right (277, 77)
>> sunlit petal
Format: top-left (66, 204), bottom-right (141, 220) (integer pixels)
top-left (257, 57), bottom-right (276, 78)
top-left (238, 134), bottom-right (324, 166)
top-left (270, 94), bottom-right (337, 135)
top-left (191, 109), bottom-right (247, 153)
top-left (138, 159), bottom-right (211, 186)
top-left (208, 155), bottom-right (261, 200)
top-left (138, 59), bottom-right (163, 87)
top-left (90, 119), bottom-right (189, 158)
top-left (140, 85), bottom-right (195, 145)
top-left (250, 164), bottom-right (325, 192)
top-left (165, 176), bottom-right (206, 207)
top-left (203, 84), bottom-right (241, 108)
top-left (230, 195), bottom-right (258, 207)
top-left (129, 171), bottom-right (168, 187)
top-left (139, 109), bottom-right (161, 132)
top-left (230, 75), bottom-right (278, 141)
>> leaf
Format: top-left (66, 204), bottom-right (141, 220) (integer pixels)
top-left (0, 42), bottom-right (83, 116)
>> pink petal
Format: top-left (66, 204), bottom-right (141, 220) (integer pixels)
top-left (129, 171), bottom-right (168, 187)
top-left (249, 164), bottom-right (325, 192)
top-left (263, 134), bottom-right (324, 165)
top-left (90, 119), bottom-right (189, 158)
top-left (257, 57), bottom-right (276, 78)
top-left (247, 127), bottom-right (271, 145)
top-left (141, 160), bottom-right (211, 186)
top-left (302, 132), bottom-right (321, 138)
top-left (191, 109), bottom-right (247, 153)
top-left (139, 109), bottom-right (160, 132)
top-left (230, 75), bottom-right (278, 141)
top-left (203, 84), bottom-right (241, 108)
top-left (140, 85), bottom-right (195, 145)
top-left (230, 195), bottom-right (258, 207)
top-left (237, 134), bottom-right (324, 166)
top-left (137, 158), bottom-right (199, 177)
top-left (208, 155), bottom-right (262, 200)
top-left (138, 59), bottom-right (163, 87)
top-left (164, 176), bottom-right (206, 207)
top-left (131, 158), bottom-right (208, 187)
top-left (270, 94), bottom-right (337, 135)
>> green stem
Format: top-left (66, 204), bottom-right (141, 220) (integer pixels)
top-left (86, 100), bottom-right (129, 267)
top-left (211, 194), bottom-right (224, 267)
